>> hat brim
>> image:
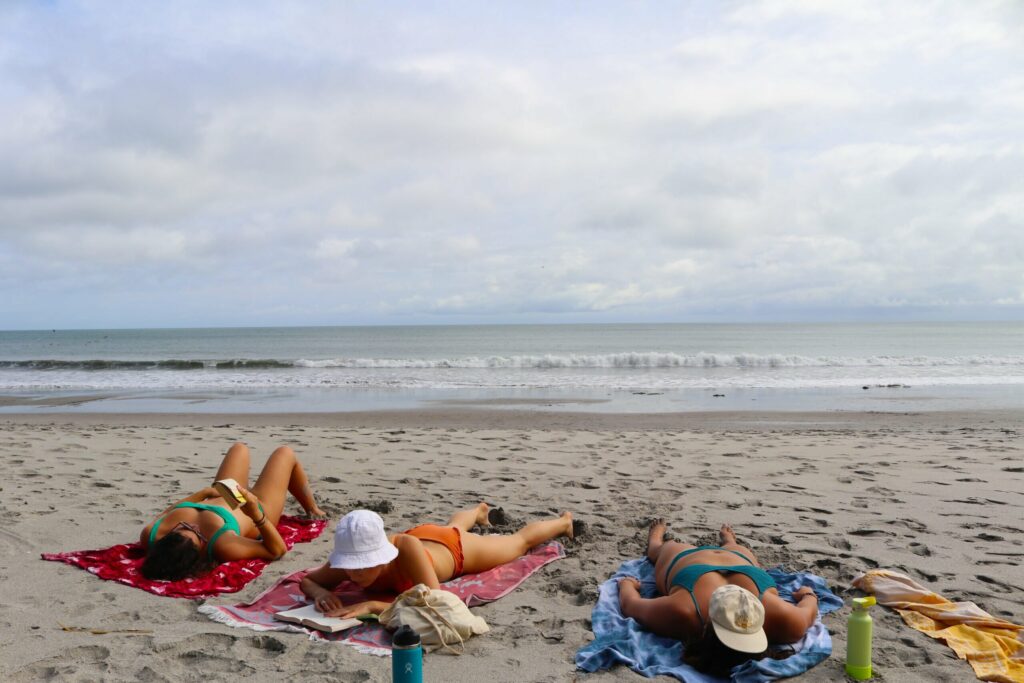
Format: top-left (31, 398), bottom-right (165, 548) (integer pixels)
top-left (328, 541), bottom-right (399, 569)
top-left (711, 621), bottom-right (768, 654)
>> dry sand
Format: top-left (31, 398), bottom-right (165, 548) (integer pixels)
top-left (0, 409), bottom-right (1021, 682)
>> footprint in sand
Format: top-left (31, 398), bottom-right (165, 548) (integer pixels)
top-left (827, 536), bottom-right (852, 551)
top-left (11, 645), bottom-right (112, 682)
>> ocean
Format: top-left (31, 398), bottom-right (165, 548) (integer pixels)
top-left (2, 322), bottom-right (1023, 413)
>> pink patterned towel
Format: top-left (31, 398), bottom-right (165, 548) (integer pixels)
top-left (199, 541), bottom-right (566, 654)
top-left (42, 516), bottom-right (328, 598)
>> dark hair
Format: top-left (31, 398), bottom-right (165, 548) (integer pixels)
top-left (682, 623), bottom-right (769, 678)
top-left (141, 531), bottom-right (214, 581)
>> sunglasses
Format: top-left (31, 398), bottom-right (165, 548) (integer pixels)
top-left (172, 521), bottom-right (208, 546)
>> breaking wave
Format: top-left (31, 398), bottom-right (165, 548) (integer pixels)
top-left (4, 352), bottom-right (1024, 371)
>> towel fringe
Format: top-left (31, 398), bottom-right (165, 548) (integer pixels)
top-left (196, 605), bottom-right (288, 632)
top-left (197, 605), bottom-right (391, 655)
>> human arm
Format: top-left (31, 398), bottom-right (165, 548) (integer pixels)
top-left (300, 564), bottom-right (389, 619)
top-left (763, 587), bottom-right (819, 643)
top-left (299, 564), bottom-right (349, 613)
top-left (330, 599), bottom-right (391, 619)
top-left (214, 486), bottom-right (287, 561)
top-left (617, 578), bottom-right (694, 640)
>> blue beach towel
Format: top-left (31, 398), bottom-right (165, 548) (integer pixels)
top-left (575, 558), bottom-right (843, 682)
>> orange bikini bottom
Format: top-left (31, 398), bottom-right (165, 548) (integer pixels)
top-left (404, 524), bottom-right (465, 577)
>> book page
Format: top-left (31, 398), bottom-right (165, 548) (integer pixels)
top-left (213, 479), bottom-right (247, 509)
top-left (274, 604), bottom-right (361, 632)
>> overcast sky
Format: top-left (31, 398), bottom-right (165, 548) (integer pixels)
top-left (2, 1), bottom-right (1023, 329)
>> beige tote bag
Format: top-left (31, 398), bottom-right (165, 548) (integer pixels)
top-left (379, 584), bottom-right (490, 653)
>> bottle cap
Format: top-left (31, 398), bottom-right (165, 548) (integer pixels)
top-left (392, 624), bottom-right (421, 647)
top-left (852, 596), bottom-right (876, 609)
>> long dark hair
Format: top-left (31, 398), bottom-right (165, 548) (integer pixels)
top-left (682, 622), bottom-right (769, 678)
top-left (140, 531), bottom-right (214, 581)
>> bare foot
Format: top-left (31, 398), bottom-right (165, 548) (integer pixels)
top-left (719, 523), bottom-right (736, 545)
top-left (306, 506), bottom-right (328, 520)
top-left (562, 511), bottom-right (575, 540)
top-left (476, 502), bottom-right (492, 527)
top-left (648, 518), bottom-right (667, 547)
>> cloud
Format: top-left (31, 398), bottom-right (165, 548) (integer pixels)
top-left (1, 1), bottom-right (1023, 328)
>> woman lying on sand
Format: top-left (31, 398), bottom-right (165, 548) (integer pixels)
top-left (300, 504), bottom-right (575, 617)
top-left (140, 443), bottom-right (325, 580)
top-left (618, 520), bottom-right (818, 677)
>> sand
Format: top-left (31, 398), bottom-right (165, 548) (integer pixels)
top-left (0, 409), bottom-right (1021, 682)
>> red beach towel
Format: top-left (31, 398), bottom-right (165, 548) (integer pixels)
top-left (41, 516), bottom-right (328, 598)
top-left (198, 541), bottom-right (566, 655)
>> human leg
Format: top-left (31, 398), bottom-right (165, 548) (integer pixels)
top-left (446, 503), bottom-right (490, 531)
top-left (646, 519), bottom-right (701, 594)
top-left (646, 518), bottom-right (668, 563)
top-left (214, 442), bottom-right (251, 487)
top-left (459, 511), bottom-right (572, 574)
top-left (718, 523), bottom-right (760, 566)
top-left (251, 446), bottom-right (324, 523)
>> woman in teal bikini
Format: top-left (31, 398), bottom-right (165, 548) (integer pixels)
top-left (618, 520), bottom-right (819, 676)
top-left (140, 443), bottom-right (325, 581)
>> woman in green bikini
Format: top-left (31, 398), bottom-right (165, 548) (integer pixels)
top-left (618, 520), bottom-right (819, 676)
top-left (140, 443), bottom-right (325, 581)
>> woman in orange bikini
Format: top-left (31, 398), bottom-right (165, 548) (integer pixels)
top-left (300, 504), bottom-right (575, 617)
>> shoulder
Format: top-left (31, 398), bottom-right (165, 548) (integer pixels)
top-left (305, 563), bottom-right (348, 585)
top-left (391, 533), bottom-right (422, 554)
top-left (667, 590), bottom-right (699, 621)
top-left (625, 589), bottom-right (700, 640)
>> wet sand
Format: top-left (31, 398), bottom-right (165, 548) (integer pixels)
top-left (1, 409), bottom-right (1021, 682)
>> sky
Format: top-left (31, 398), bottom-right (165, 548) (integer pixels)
top-left (2, 1), bottom-right (1023, 329)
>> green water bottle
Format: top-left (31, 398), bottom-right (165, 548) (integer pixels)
top-left (846, 596), bottom-right (876, 680)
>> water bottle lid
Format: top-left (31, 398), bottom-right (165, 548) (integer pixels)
top-left (392, 624), bottom-right (421, 647)
top-left (852, 596), bottom-right (876, 609)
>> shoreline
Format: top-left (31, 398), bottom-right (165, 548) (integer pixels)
top-left (2, 410), bottom-right (1021, 681)
top-left (4, 406), bottom-right (1024, 431)
top-left (5, 381), bottom-right (1024, 417)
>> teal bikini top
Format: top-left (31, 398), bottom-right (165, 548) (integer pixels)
top-left (149, 502), bottom-right (240, 559)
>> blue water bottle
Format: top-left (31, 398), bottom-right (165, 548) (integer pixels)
top-left (391, 625), bottom-right (423, 683)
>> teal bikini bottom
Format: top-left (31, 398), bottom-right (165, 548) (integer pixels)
top-left (663, 545), bottom-right (776, 625)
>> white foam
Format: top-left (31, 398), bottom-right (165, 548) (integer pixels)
top-left (5, 365), bottom-right (1024, 392)
top-left (292, 352), bottom-right (1024, 369)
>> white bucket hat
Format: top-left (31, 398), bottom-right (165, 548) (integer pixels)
top-left (708, 584), bottom-right (768, 653)
top-left (328, 510), bottom-right (399, 570)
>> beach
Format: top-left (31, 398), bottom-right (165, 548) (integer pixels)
top-left (1, 408), bottom-right (1021, 682)
top-left (6, 0), bottom-right (1024, 678)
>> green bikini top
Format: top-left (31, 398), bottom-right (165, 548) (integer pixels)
top-left (148, 502), bottom-right (240, 559)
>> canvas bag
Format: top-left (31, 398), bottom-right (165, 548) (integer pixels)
top-left (379, 583), bottom-right (490, 653)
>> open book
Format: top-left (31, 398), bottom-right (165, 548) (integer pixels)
top-left (274, 604), bottom-right (362, 633)
top-left (212, 478), bottom-right (247, 509)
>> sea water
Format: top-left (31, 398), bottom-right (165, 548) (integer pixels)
top-left (1, 322), bottom-right (1023, 413)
